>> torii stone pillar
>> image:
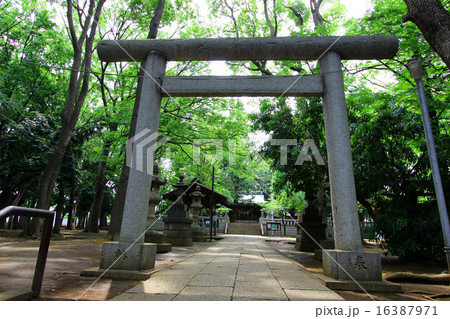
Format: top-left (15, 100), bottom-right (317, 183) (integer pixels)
top-left (99, 51), bottom-right (166, 273)
top-left (320, 51), bottom-right (381, 281)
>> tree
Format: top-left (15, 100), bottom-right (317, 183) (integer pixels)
top-left (28, 0), bottom-right (106, 235)
top-left (402, 0), bottom-right (450, 69)
top-left (344, 0), bottom-right (450, 260)
top-left (84, 1), bottom-right (142, 233)
top-left (0, 0), bottom-right (71, 227)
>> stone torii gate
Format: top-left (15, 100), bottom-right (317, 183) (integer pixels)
top-left (96, 36), bottom-right (398, 281)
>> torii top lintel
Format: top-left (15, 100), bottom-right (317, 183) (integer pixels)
top-left (97, 36), bottom-right (398, 63)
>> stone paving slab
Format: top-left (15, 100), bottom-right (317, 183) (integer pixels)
top-left (174, 286), bottom-right (233, 301)
top-left (199, 266), bottom-right (238, 276)
top-left (126, 277), bottom-right (189, 294)
top-left (110, 292), bottom-right (176, 301)
top-left (285, 289), bottom-right (344, 301)
top-left (109, 235), bottom-right (344, 301)
top-left (188, 274), bottom-right (236, 287)
top-left (272, 270), bottom-right (331, 290)
top-left (233, 285), bottom-right (288, 300)
top-left (236, 271), bottom-right (274, 282)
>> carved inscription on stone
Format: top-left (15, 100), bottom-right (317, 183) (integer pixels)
top-left (353, 255), bottom-right (368, 270)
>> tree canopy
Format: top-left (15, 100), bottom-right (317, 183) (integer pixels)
top-left (0, 0), bottom-right (448, 261)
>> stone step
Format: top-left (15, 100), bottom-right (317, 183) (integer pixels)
top-left (227, 222), bottom-right (261, 235)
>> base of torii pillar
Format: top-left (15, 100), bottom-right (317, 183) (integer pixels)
top-left (322, 250), bottom-right (382, 281)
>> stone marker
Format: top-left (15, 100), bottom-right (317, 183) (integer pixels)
top-left (144, 165), bottom-right (172, 253)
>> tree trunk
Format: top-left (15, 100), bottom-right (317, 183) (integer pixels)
top-left (28, 0), bottom-right (106, 236)
top-left (66, 184), bottom-right (76, 230)
top-left (0, 189), bottom-right (13, 227)
top-left (18, 216), bottom-right (30, 230)
top-left (108, 0), bottom-right (166, 240)
top-left (86, 143), bottom-right (109, 233)
top-left (53, 185), bottom-right (65, 234)
top-left (78, 211), bottom-right (87, 229)
top-left (72, 195), bottom-right (81, 229)
top-left (356, 195), bottom-right (377, 222)
top-left (403, 0), bottom-right (450, 69)
top-left (18, 198), bottom-right (35, 230)
top-left (310, 0), bottom-right (325, 28)
top-left (7, 216), bottom-right (16, 230)
top-left (6, 188), bottom-right (24, 230)
top-left (99, 209), bottom-right (107, 229)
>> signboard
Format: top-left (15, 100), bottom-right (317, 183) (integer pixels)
top-left (267, 223), bottom-right (281, 231)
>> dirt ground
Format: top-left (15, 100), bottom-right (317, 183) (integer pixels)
top-left (0, 229), bottom-right (449, 301)
top-left (0, 229), bottom-right (211, 300)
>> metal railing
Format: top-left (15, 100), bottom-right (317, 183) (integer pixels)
top-left (0, 206), bottom-right (55, 298)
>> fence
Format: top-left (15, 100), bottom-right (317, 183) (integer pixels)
top-left (259, 218), bottom-right (297, 237)
top-left (153, 215), bottom-right (228, 233)
top-left (154, 216), bottom-right (374, 239)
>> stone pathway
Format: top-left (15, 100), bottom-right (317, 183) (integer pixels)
top-left (110, 235), bottom-right (344, 301)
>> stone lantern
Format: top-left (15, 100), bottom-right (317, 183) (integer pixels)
top-left (144, 165), bottom-right (172, 253)
top-left (163, 175), bottom-right (193, 246)
top-left (295, 190), bottom-right (328, 253)
top-left (189, 185), bottom-right (206, 242)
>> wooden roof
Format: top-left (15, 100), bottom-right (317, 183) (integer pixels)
top-left (162, 180), bottom-right (231, 208)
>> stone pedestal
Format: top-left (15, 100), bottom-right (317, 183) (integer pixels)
top-left (163, 176), bottom-right (193, 247)
top-left (145, 232), bottom-right (172, 253)
top-left (144, 165), bottom-right (172, 253)
top-left (100, 242), bottom-right (157, 271)
top-left (190, 186), bottom-right (207, 242)
top-left (164, 220), bottom-right (193, 246)
top-left (322, 250), bottom-right (382, 281)
top-left (320, 51), bottom-right (382, 281)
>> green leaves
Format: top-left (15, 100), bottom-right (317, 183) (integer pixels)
top-left (343, 0), bottom-right (449, 261)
